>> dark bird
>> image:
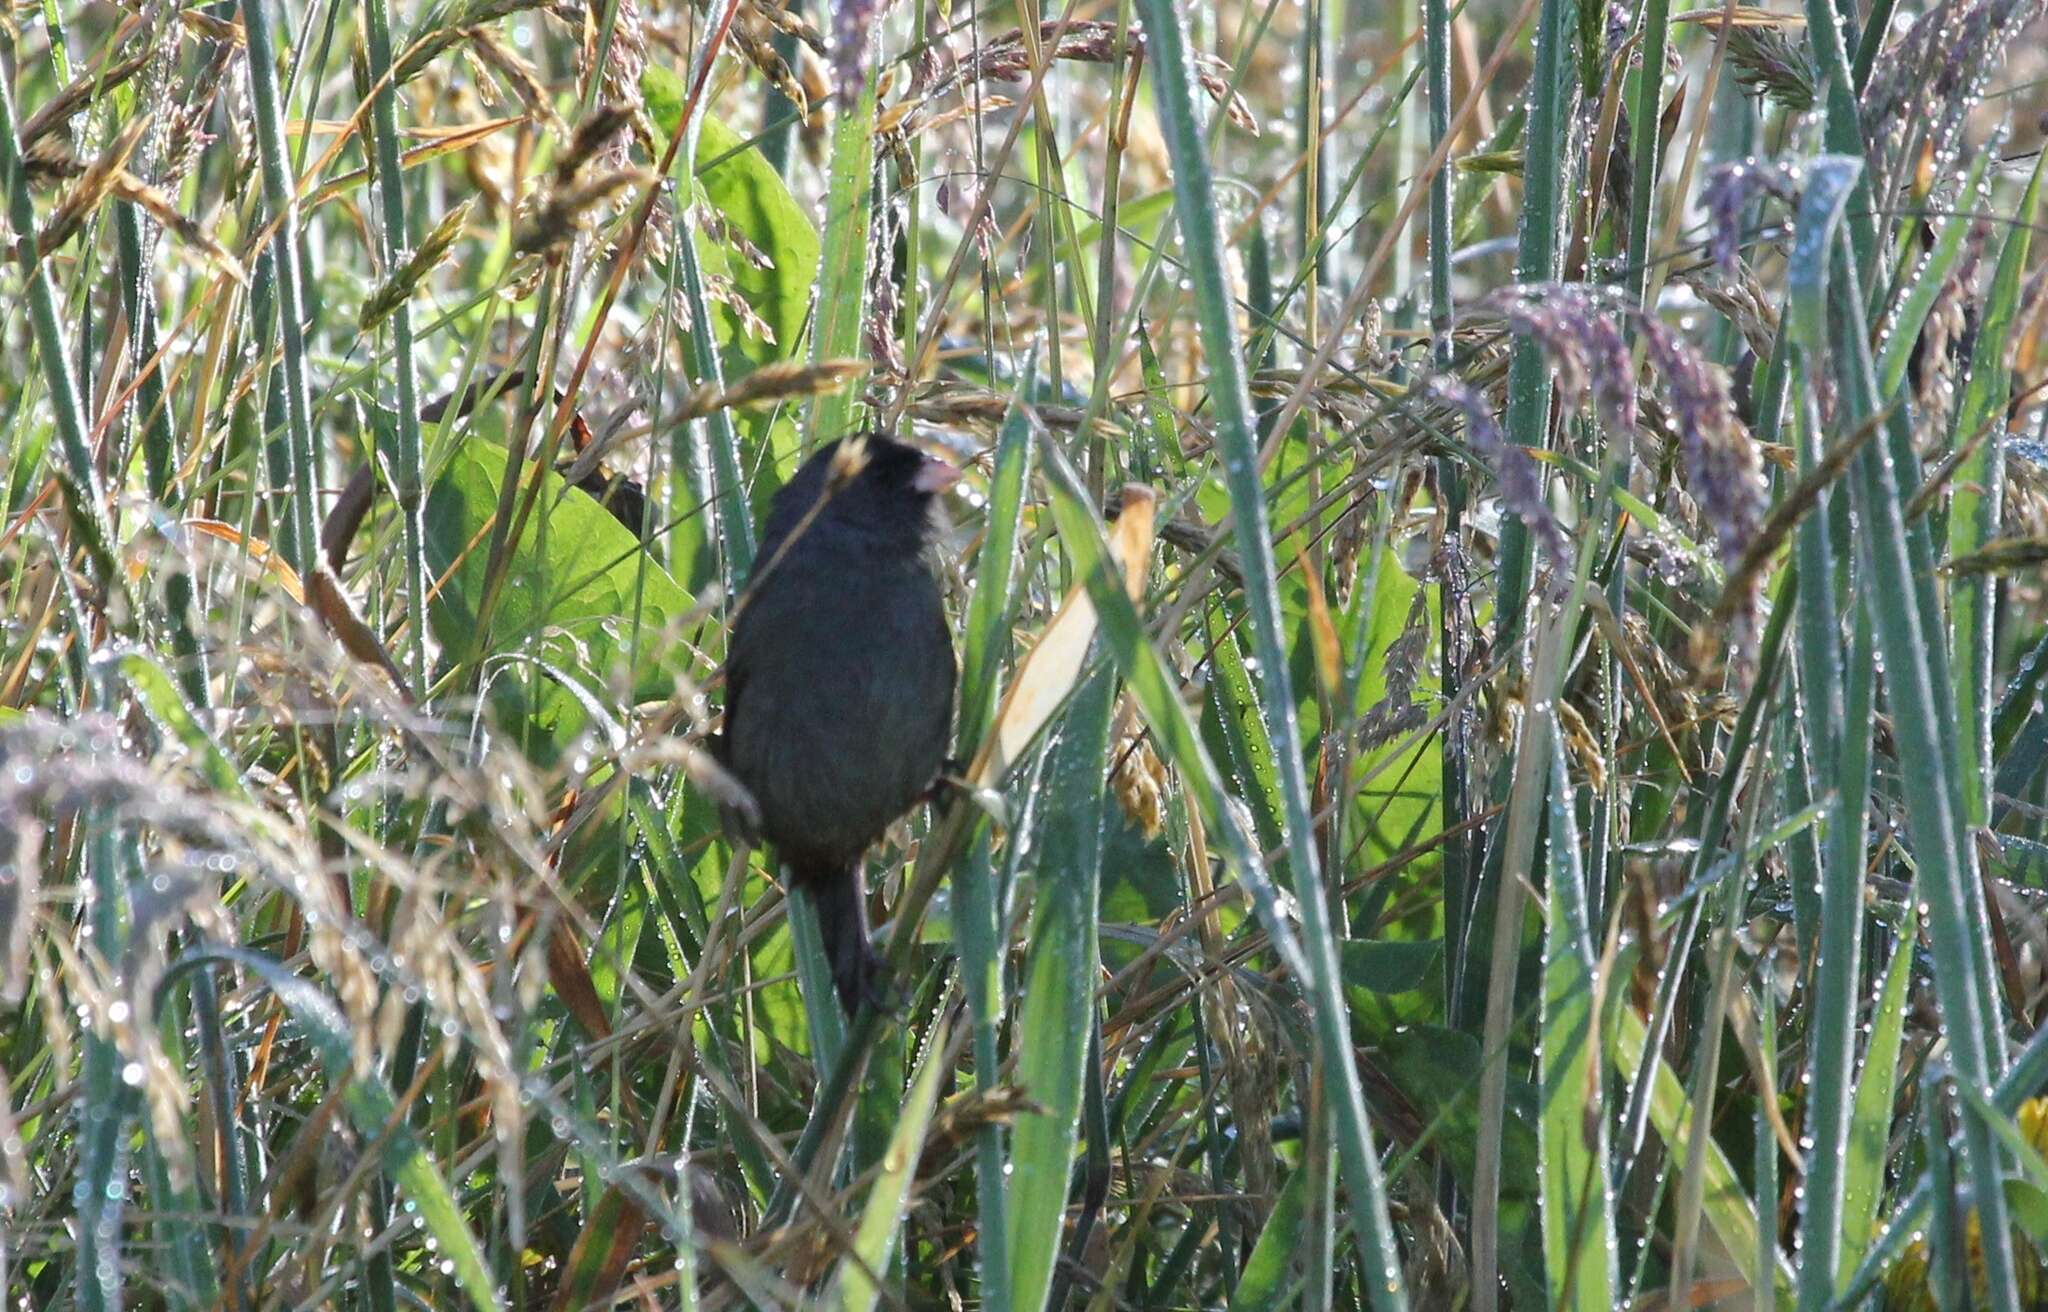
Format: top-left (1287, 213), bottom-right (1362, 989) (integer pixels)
top-left (717, 434), bottom-right (960, 1014)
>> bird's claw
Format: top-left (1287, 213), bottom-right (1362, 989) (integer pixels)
top-left (921, 758), bottom-right (968, 806)
top-left (833, 942), bottom-right (904, 1018)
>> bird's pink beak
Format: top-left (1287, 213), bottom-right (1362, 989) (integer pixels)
top-left (912, 454), bottom-right (962, 495)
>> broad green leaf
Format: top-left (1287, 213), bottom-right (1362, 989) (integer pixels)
top-left (1342, 558), bottom-right (1443, 880)
top-left (1072, 189), bottom-right (1175, 250)
top-left (1098, 806), bottom-right (1190, 927)
top-left (423, 442), bottom-right (695, 759)
top-left (690, 110), bottom-right (823, 515)
top-left (639, 78), bottom-right (821, 586)
top-left (1340, 939), bottom-right (1441, 995)
top-left (2005, 1181), bottom-right (2048, 1248)
top-left (638, 81), bottom-right (818, 388)
top-left (692, 113), bottom-right (818, 371)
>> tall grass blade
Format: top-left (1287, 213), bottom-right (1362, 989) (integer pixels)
top-left (1840, 906), bottom-right (1919, 1280)
top-left (75, 784), bottom-right (135, 1312)
top-left (954, 392), bottom-right (1034, 1312)
top-left (358, 0), bottom-right (431, 691)
top-left (1006, 663), bottom-right (1116, 1312)
top-left (671, 109), bottom-right (756, 593)
top-left (1875, 150), bottom-right (1996, 400)
top-left (1785, 155), bottom-right (1877, 1312)
top-left (1538, 723), bottom-right (1616, 1308)
top-left (804, 32), bottom-right (880, 448)
top-left (165, 948), bottom-right (502, 1312)
top-left (830, 1015), bottom-right (954, 1312)
top-left (1622, 0), bottom-right (1671, 306)
top-left (1949, 151), bottom-right (2044, 830)
top-left (1817, 164), bottom-right (2023, 1308)
top-left (239, 0), bottom-right (325, 575)
top-left (0, 73), bottom-right (114, 579)
top-left (1132, 2), bottom-right (1408, 1302)
top-left (1487, 0), bottom-right (1571, 650)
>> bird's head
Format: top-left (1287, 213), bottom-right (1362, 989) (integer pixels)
top-left (766, 433), bottom-right (961, 551)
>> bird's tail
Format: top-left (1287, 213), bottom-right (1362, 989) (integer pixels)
top-left (795, 866), bottom-right (881, 1016)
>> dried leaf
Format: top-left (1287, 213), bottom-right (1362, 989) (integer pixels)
top-left (970, 484), bottom-right (1155, 788)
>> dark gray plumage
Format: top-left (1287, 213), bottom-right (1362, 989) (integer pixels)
top-left (717, 435), bottom-right (958, 1012)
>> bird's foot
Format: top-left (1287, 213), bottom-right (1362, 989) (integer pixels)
top-left (830, 936), bottom-right (899, 1018)
top-left (921, 757), bottom-right (968, 806)
top-left (835, 946), bottom-right (911, 1019)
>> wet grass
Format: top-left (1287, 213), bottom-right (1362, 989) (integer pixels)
top-left (5, 0), bottom-right (2048, 1308)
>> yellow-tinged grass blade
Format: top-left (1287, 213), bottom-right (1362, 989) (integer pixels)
top-left (828, 1015), bottom-right (954, 1312)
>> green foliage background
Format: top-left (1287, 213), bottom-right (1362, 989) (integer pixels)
top-left (5, 0), bottom-right (2048, 1309)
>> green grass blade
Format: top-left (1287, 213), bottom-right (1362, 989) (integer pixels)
top-left (1538, 723), bottom-right (1617, 1308)
top-left (1949, 150), bottom-right (2045, 830)
top-left (1006, 662), bottom-right (1117, 1312)
top-left (959, 393), bottom-right (1037, 752)
top-left (1923, 1077), bottom-right (1970, 1312)
top-left (239, 0), bottom-right (325, 575)
top-left (1875, 149), bottom-right (1996, 399)
top-left (1614, 1006), bottom-right (1794, 1306)
top-left (1622, 0), bottom-right (1672, 306)
top-left (786, 895), bottom-right (850, 1072)
top-left (954, 391), bottom-right (1035, 1312)
top-left (671, 208), bottom-right (756, 595)
top-left (112, 199), bottom-right (208, 701)
top-left (803, 33), bottom-right (880, 448)
top-left (75, 793), bottom-right (135, 1312)
top-left (1823, 190), bottom-right (2023, 1311)
top-left (1838, 1013), bottom-right (2048, 1303)
top-left (116, 652), bottom-right (247, 800)
top-left (1802, 0), bottom-right (1879, 277)
top-left (0, 72), bottom-right (115, 581)
top-left (1489, 0), bottom-right (1571, 650)
top-left (358, 0), bottom-right (431, 691)
top-left (165, 948), bottom-right (502, 1312)
top-left (1755, 983), bottom-right (1782, 1308)
top-left (1132, 3), bottom-right (1408, 1301)
top-left (1230, 1166), bottom-right (1310, 1312)
top-left (1840, 905), bottom-right (1918, 1281)
top-left (1786, 156), bottom-right (1879, 1312)
top-left (1201, 610), bottom-right (1285, 851)
top-left (954, 831), bottom-right (1011, 1312)
top-left (140, 990), bottom-right (220, 1311)
top-left (831, 1016), bottom-right (954, 1312)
